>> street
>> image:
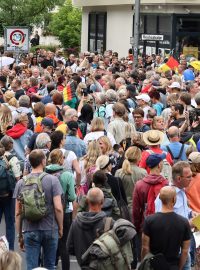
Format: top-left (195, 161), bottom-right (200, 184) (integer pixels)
top-left (0, 218), bottom-right (80, 270)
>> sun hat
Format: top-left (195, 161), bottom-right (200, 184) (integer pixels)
top-left (143, 130), bottom-right (164, 146)
top-left (96, 155), bottom-right (111, 170)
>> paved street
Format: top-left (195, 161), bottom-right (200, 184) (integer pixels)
top-left (0, 218), bottom-right (80, 270)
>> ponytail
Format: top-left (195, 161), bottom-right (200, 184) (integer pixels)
top-left (122, 158), bottom-right (132, 175)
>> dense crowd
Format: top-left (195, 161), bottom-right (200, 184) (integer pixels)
top-left (0, 49), bottom-right (200, 270)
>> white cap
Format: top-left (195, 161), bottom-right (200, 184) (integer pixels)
top-left (128, 61), bottom-right (133, 65)
top-left (168, 82), bottom-right (181, 89)
top-left (135, 94), bottom-right (150, 103)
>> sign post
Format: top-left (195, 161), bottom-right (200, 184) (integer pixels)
top-left (4, 26), bottom-right (30, 64)
top-left (133, 0), bottom-right (140, 68)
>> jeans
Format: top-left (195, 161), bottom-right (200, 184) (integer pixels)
top-left (183, 253), bottom-right (191, 270)
top-left (0, 197), bottom-right (15, 250)
top-left (24, 230), bottom-right (59, 270)
top-left (56, 212), bottom-right (72, 270)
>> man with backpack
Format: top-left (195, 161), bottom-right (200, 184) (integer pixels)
top-left (67, 187), bottom-right (115, 268)
top-left (140, 186), bottom-right (191, 270)
top-left (133, 153), bottom-right (168, 262)
top-left (161, 126), bottom-right (189, 162)
top-left (13, 149), bottom-right (63, 270)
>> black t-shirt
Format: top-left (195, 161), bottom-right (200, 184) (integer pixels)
top-left (143, 212), bottom-right (191, 266)
top-left (15, 89), bottom-right (25, 100)
top-left (169, 117), bottom-right (185, 128)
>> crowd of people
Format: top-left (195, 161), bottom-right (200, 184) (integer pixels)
top-left (0, 48), bottom-right (200, 270)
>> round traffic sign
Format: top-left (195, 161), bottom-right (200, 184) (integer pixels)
top-left (10, 30), bottom-right (25, 46)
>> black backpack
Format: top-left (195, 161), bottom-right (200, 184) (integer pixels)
top-left (0, 158), bottom-right (16, 198)
top-left (166, 144), bottom-right (184, 163)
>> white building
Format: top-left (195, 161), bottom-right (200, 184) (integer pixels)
top-left (72, 0), bottom-right (200, 58)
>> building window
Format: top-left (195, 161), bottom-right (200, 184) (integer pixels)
top-left (88, 12), bottom-right (107, 53)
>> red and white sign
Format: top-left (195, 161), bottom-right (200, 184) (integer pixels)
top-left (4, 27), bottom-right (29, 52)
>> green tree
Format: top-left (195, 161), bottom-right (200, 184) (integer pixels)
top-left (0, 0), bottom-right (64, 35)
top-left (49, 0), bottom-right (82, 49)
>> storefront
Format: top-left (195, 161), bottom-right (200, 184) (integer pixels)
top-left (73, 0), bottom-right (200, 58)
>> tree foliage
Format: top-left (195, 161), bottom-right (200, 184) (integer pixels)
top-left (0, 0), bottom-right (64, 35)
top-left (49, 0), bottom-right (82, 49)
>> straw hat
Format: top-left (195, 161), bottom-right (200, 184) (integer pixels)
top-left (143, 130), bottom-right (164, 146)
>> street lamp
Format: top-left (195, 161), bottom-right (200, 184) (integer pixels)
top-left (133, 0), bottom-right (140, 68)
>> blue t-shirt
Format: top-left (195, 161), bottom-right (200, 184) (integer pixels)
top-left (153, 102), bottom-right (163, 116)
top-left (161, 142), bottom-right (189, 161)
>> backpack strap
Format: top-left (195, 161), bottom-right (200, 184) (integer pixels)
top-left (104, 217), bottom-right (112, 233)
top-left (166, 144), bottom-right (184, 160)
top-left (23, 172), bottom-right (47, 193)
top-left (166, 146), bottom-right (174, 159)
top-left (177, 144), bottom-right (185, 160)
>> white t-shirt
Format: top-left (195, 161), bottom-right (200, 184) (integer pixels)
top-left (61, 148), bottom-right (77, 171)
top-left (84, 131), bottom-right (116, 146)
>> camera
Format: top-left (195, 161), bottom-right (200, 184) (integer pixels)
top-left (81, 88), bottom-right (88, 97)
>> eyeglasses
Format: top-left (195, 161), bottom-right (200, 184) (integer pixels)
top-left (133, 115), bottom-right (142, 119)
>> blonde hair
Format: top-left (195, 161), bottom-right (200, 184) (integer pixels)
top-left (4, 91), bottom-right (18, 108)
top-left (122, 146), bottom-right (142, 174)
top-left (98, 136), bottom-right (112, 154)
top-left (49, 149), bottom-right (63, 165)
top-left (0, 105), bottom-right (12, 135)
top-left (82, 141), bottom-right (101, 172)
top-left (0, 251), bottom-right (22, 270)
top-left (152, 116), bottom-right (164, 130)
top-left (16, 113), bottom-right (28, 123)
top-left (91, 117), bottom-right (104, 132)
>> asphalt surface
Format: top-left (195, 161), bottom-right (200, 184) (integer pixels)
top-left (0, 217), bottom-right (80, 270)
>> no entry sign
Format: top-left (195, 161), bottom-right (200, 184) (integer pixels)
top-left (4, 27), bottom-right (30, 52)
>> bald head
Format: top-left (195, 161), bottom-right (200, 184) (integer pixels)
top-left (167, 126), bottom-right (179, 139)
top-left (159, 186), bottom-right (176, 206)
top-left (86, 187), bottom-right (104, 206)
top-left (45, 103), bottom-right (56, 116)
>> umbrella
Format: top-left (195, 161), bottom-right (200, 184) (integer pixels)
top-left (0, 56), bottom-right (15, 68)
top-left (190, 61), bottom-right (200, 71)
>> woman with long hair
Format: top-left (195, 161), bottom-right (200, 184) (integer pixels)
top-left (46, 149), bottom-right (76, 270)
top-left (0, 104), bottom-right (13, 139)
top-left (79, 140), bottom-right (101, 193)
top-left (115, 146), bottom-right (147, 215)
top-left (50, 130), bottom-right (81, 186)
top-left (3, 91), bottom-right (19, 121)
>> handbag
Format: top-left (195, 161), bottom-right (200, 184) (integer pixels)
top-left (116, 177), bottom-right (131, 221)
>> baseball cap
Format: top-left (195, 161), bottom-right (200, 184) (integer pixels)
top-left (188, 152), bottom-right (200, 164)
top-left (151, 80), bottom-right (161, 89)
top-left (135, 94), bottom-right (150, 103)
top-left (41, 117), bottom-right (54, 128)
top-left (146, 153), bottom-right (166, 168)
top-left (168, 82), bottom-right (181, 89)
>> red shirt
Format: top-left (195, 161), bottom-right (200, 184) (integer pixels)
top-left (139, 146), bottom-right (173, 173)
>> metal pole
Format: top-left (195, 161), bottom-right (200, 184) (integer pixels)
top-left (133, 0), bottom-right (140, 68)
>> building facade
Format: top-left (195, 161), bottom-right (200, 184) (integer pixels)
top-left (72, 0), bottom-right (200, 58)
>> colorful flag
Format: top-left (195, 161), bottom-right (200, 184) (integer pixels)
top-left (157, 63), bottom-right (171, 73)
top-left (166, 56), bottom-right (179, 69)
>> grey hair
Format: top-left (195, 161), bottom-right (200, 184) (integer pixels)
top-left (97, 92), bottom-right (106, 104)
top-left (116, 77), bottom-right (125, 85)
top-left (36, 133), bottom-right (51, 149)
top-left (106, 89), bottom-right (117, 102)
top-left (19, 95), bottom-right (30, 108)
top-left (86, 187), bottom-right (104, 205)
top-left (1, 135), bottom-right (13, 151)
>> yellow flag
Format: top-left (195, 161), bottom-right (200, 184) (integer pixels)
top-left (157, 64), bottom-right (171, 73)
top-left (190, 61), bottom-right (200, 71)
